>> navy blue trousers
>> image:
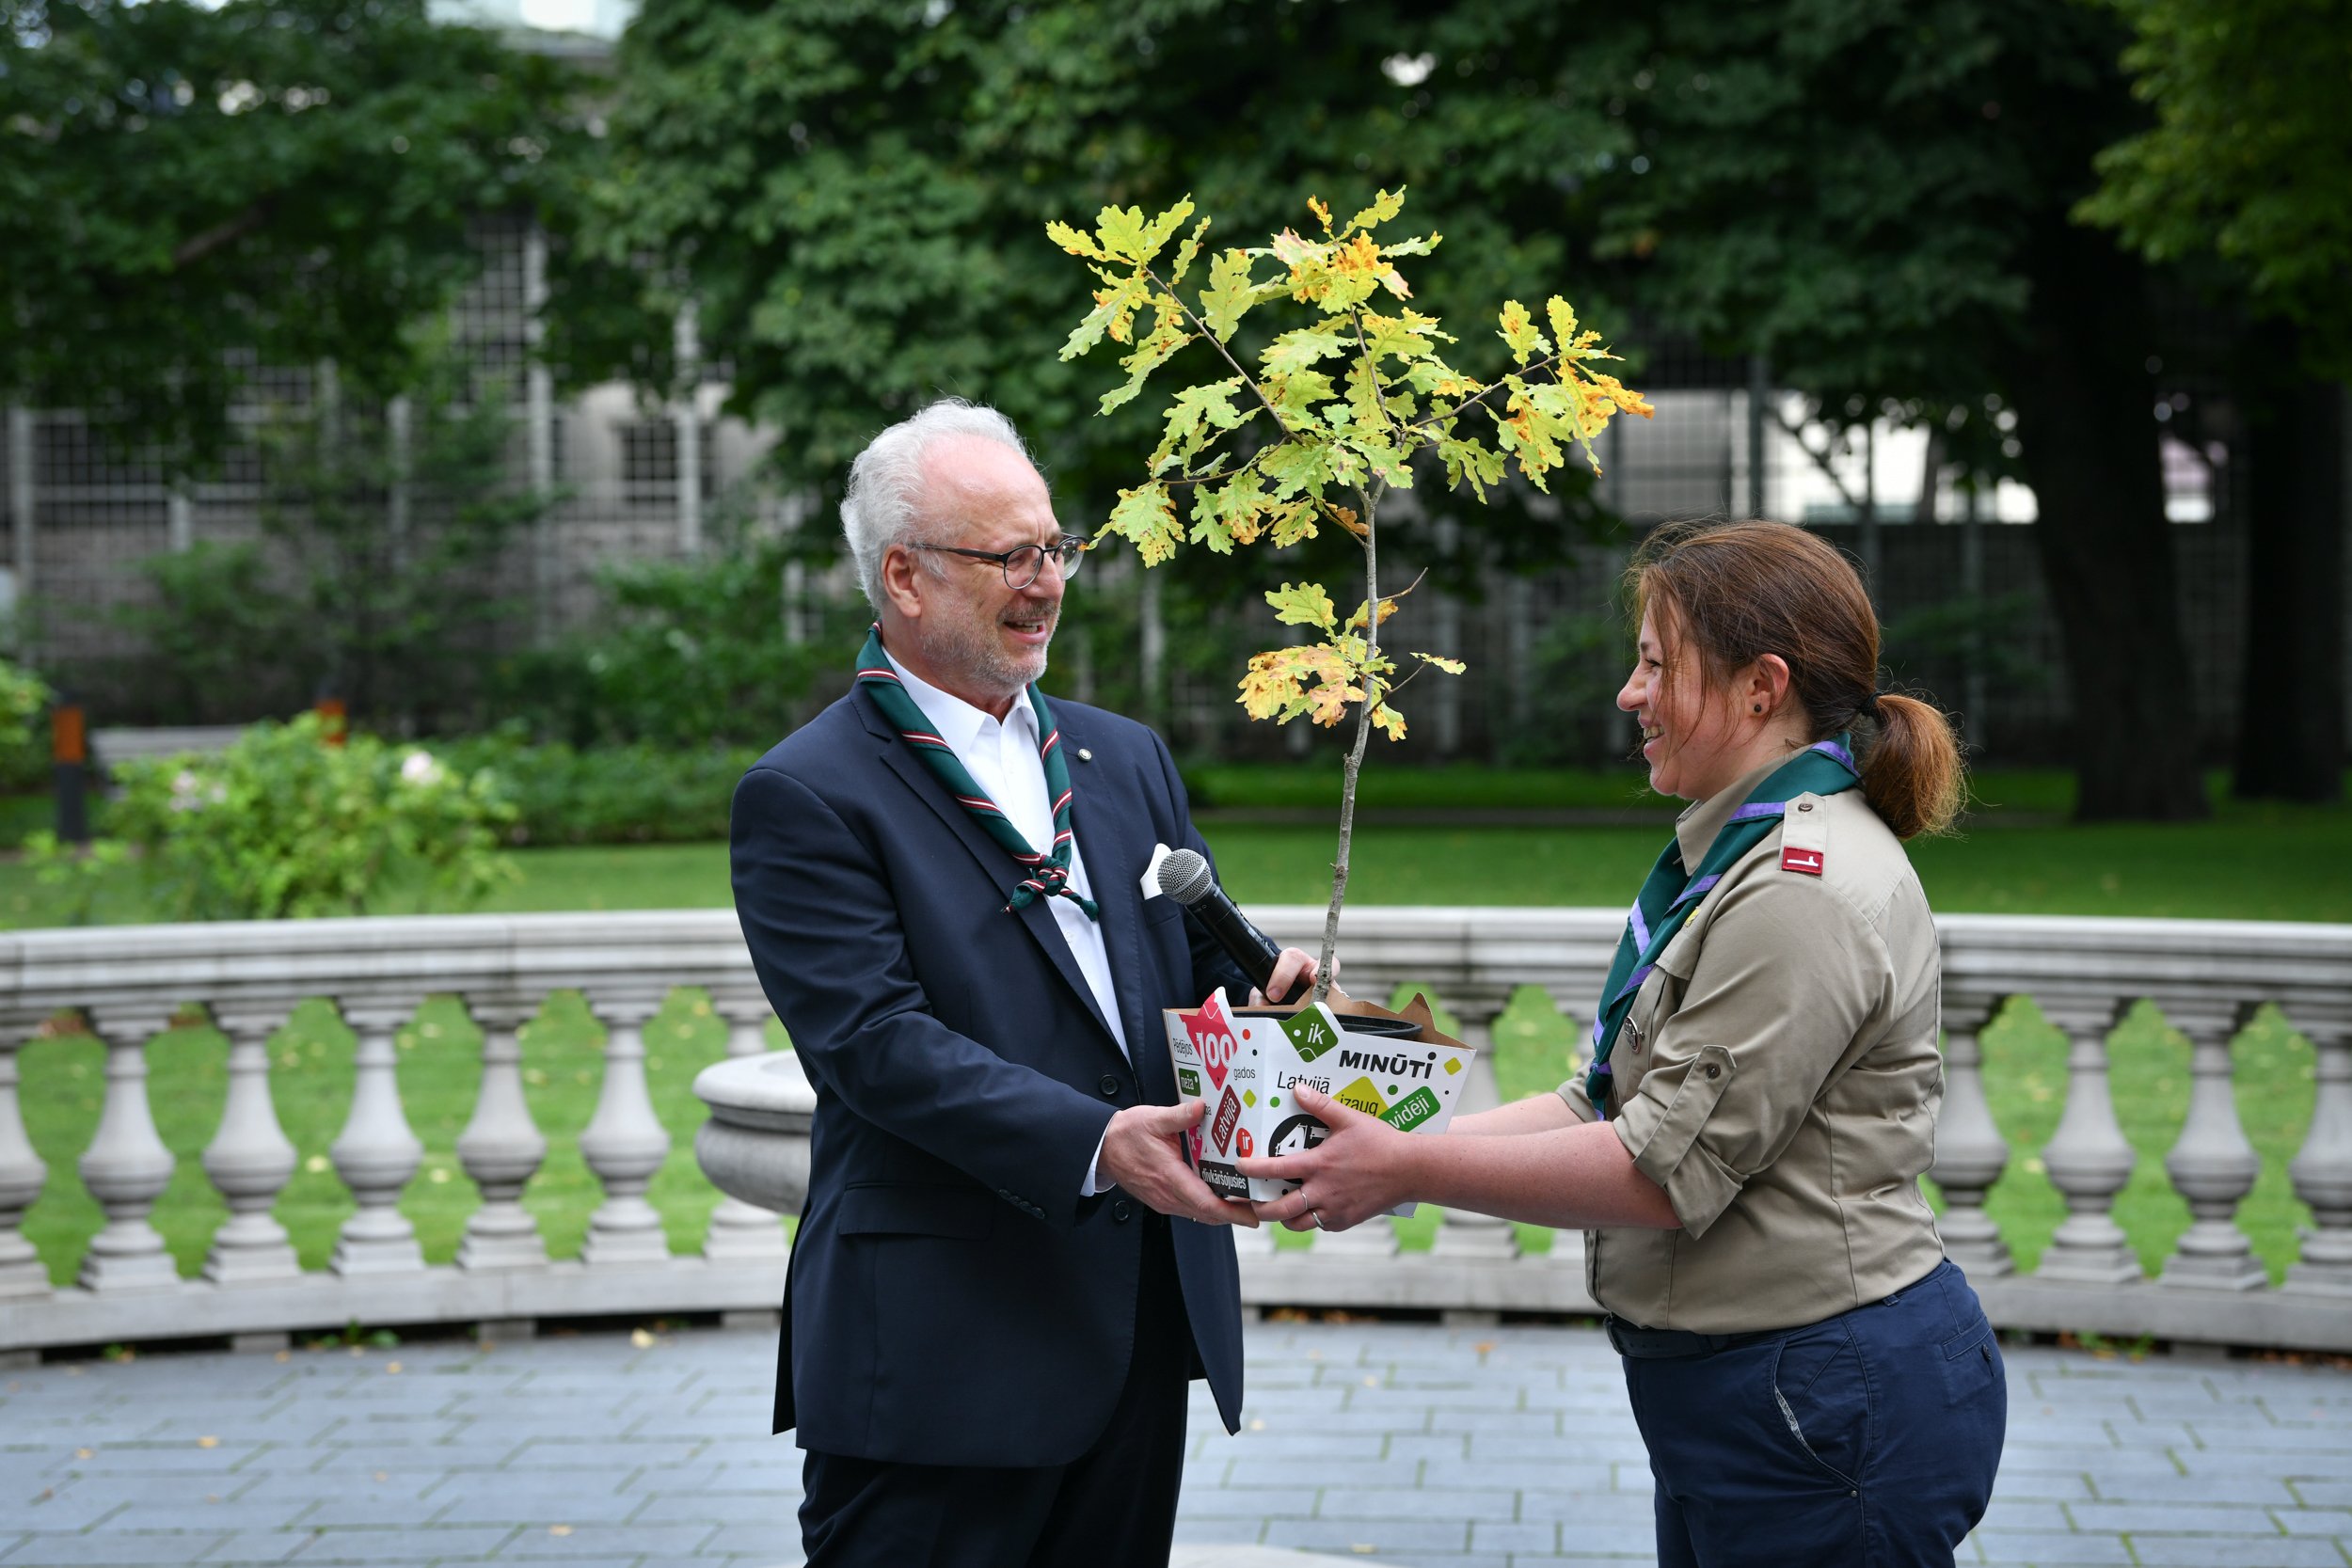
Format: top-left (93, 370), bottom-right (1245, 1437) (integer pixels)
top-left (1618, 1259), bottom-right (2007, 1568)
top-left (798, 1215), bottom-right (1191, 1568)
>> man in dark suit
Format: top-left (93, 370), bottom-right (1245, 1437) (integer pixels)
top-left (730, 399), bottom-right (1318, 1567)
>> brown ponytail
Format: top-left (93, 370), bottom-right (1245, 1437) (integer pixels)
top-left (1627, 519), bottom-right (1965, 840)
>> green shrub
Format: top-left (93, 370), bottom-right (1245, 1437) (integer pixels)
top-left (0, 657), bottom-right (46, 752)
top-left (489, 519), bottom-right (846, 750)
top-left (105, 714), bottom-right (516, 919)
top-left (0, 656), bottom-right (51, 793)
top-left (437, 728), bottom-right (758, 845)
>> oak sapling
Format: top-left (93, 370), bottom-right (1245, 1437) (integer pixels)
top-left (1051, 191), bottom-right (1653, 999)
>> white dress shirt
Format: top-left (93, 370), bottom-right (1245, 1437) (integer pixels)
top-left (883, 653), bottom-right (1130, 1194)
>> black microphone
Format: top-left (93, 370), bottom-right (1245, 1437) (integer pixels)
top-left (1155, 847), bottom-right (1293, 1001)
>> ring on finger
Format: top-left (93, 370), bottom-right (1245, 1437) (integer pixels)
top-left (1308, 1209), bottom-right (1325, 1230)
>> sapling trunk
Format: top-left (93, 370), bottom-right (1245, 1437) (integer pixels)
top-left (1312, 483), bottom-right (1378, 1006)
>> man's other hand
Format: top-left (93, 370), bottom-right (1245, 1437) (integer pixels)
top-left (1250, 948), bottom-right (1341, 1006)
top-left (1098, 1101), bottom-right (1258, 1227)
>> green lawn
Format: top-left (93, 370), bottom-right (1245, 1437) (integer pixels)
top-left (8, 795), bottom-right (2347, 927)
top-left (7, 767), bottom-right (2341, 1292)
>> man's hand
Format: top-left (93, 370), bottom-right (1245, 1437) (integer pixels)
top-left (1250, 948), bottom-right (1342, 1006)
top-left (1098, 1101), bottom-right (1258, 1227)
top-left (1232, 1083), bottom-right (1414, 1232)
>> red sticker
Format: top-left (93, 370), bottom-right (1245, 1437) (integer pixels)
top-left (1179, 990), bottom-right (1241, 1092)
top-left (1235, 1127), bottom-right (1255, 1159)
top-left (1210, 1085), bottom-right (1243, 1154)
top-left (1781, 847), bottom-right (1825, 876)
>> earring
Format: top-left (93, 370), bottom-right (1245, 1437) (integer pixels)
top-left (1752, 704), bottom-right (1763, 714)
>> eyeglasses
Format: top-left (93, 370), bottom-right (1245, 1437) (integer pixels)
top-left (912, 533), bottom-right (1090, 588)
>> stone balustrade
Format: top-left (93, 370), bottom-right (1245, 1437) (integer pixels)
top-left (0, 908), bottom-right (2344, 1357)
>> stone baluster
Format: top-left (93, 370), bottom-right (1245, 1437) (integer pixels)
top-left (1929, 994), bottom-right (2013, 1277)
top-left (77, 1005), bottom-right (182, 1291)
top-left (702, 987), bottom-right (789, 1262)
top-left (201, 1004), bottom-right (301, 1284)
top-left (329, 999), bottom-right (426, 1275)
top-left (580, 988), bottom-right (674, 1265)
top-left (1428, 995), bottom-right (1518, 1262)
top-left (455, 996), bottom-right (548, 1269)
top-left (0, 1011), bottom-right (52, 1298)
top-left (2157, 1005), bottom-right (2265, 1291)
top-left (2284, 1014), bottom-right (2352, 1296)
top-left (2034, 998), bottom-right (2143, 1285)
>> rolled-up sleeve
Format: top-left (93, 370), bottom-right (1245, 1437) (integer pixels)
top-left (1610, 875), bottom-right (1889, 1238)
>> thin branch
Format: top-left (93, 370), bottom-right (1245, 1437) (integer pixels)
top-left (1382, 660), bottom-right (1438, 699)
top-left (1314, 479), bottom-right (1380, 1006)
top-left (1161, 454), bottom-right (1256, 490)
top-left (171, 199), bottom-right (276, 269)
top-left (1404, 349), bottom-right (1568, 435)
top-left (1142, 262), bottom-right (1294, 441)
top-left (1770, 404), bottom-right (1863, 513)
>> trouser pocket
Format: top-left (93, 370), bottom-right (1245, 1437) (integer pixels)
top-left (1768, 1321), bottom-right (1869, 1489)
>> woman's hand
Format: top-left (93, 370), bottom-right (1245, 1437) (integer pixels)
top-left (1233, 1082), bottom-right (1415, 1232)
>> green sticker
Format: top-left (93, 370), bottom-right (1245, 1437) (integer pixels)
top-left (1381, 1085), bottom-right (1443, 1132)
top-left (1281, 1006), bottom-right (1341, 1063)
top-left (1177, 1067), bottom-right (1200, 1097)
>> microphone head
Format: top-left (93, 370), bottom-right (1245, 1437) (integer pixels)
top-left (1155, 847), bottom-right (1216, 906)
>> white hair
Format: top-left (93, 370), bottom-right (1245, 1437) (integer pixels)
top-left (841, 398), bottom-right (1035, 611)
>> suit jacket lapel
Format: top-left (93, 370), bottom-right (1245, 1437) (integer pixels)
top-left (856, 686), bottom-right (1120, 1047)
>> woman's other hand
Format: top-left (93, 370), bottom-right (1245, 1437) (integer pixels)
top-left (1234, 1082), bottom-right (1415, 1232)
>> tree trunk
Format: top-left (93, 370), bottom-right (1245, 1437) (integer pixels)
top-left (2232, 336), bottom-right (2345, 803)
top-left (2004, 220), bottom-right (2210, 822)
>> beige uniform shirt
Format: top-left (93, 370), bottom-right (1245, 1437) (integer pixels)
top-left (1556, 756), bottom-right (1947, 1332)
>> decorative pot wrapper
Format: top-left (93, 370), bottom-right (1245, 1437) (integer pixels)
top-left (1164, 988), bottom-right (1477, 1217)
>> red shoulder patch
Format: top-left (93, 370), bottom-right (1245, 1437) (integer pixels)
top-left (1780, 847), bottom-right (1825, 877)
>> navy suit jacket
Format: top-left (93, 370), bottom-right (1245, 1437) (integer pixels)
top-left (728, 681), bottom-right (1251, 1467)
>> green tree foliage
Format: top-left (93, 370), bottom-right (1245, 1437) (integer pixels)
top-left (1055, 192), bottom-right (1646, 990)
top-left (109, 341), bottom-right (548, 728)
top-left (251, 350), bottom-right (546, 724)
top-left (570, 0), bottom-right (1633, 595)
top-left (0, 0), bottom-right (581, 464)
top-left (115, 541), bottom-right (307, 723)
top-left (2078, 0), bottom-right (2350, 805)
top-left (1554, 0), bottom-right (2215, 820)
top-left (494, 516), bottom-right (844, 751)
top-left (2080, 0), bottom-right (2352, 371)
top-left (586, 0), bottom-right (2238, 815)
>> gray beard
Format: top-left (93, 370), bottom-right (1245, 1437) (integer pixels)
top-left (922, 611), bottom-right (1051, 705)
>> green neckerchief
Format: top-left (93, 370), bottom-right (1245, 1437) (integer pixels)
top-left (1584, 738), bottom-right (1861, 1117)
top-left (853, 626), bottom-right (1098, 920)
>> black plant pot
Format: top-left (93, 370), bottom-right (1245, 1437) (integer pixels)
top-left (1233, 1007), bottom-right (1424, 1039)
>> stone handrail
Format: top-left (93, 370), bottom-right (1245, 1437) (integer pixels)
top-left (0, 908), bottom-right (2345, 1355)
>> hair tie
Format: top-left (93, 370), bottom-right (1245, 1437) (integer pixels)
top-left (1861, 691), bottom-right (1884, 720)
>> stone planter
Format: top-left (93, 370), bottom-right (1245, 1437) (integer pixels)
top-left (691, 1050), bottom-right (817, 1216)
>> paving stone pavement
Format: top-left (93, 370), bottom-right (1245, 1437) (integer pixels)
top-left (4, 1319), bottom-right (2348, 1567)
